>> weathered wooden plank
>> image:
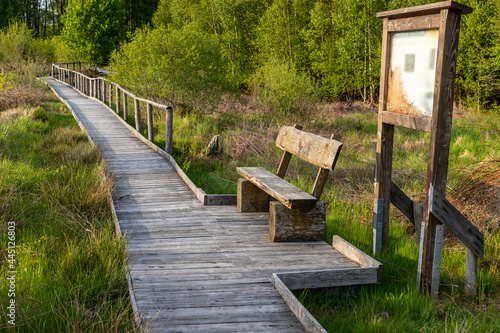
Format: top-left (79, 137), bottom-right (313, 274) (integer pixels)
top-left (147, 321), bottom-right (304, 333)
top-left (276, 267), bottom-right (379, 291)
top-left (465, 247), bottom-right (478, 293)
top-left (386, 14), bottom-right (440, 32)
top-left (272, 274), bottom-right (327, 333)
top-left (377, 1), bottom-right (472, 19)
top-left (237, 178), bottom-right (269, 212)
top-left (332, 235), bottom-right (382, 269)
top-left (429, 185), bottom-right (484, 259)
top-left (275, 126), bottom-right (342, 170)
top-left (373, 16), bottom-right (394, 255)
top-left (382, 111), bottom-right (432, 132)
top-left (276, 124), bottom-right (303, 178)
top-left (418, 3), bottom-right (471, 294)
top-left (205, 194), bottom-right (237, 206)
top-left (237, 167), bottom-right (317, 210)
top-left (390, 180), bottom-right (415, 224)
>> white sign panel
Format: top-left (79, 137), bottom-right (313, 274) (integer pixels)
top-left (387, 30), bottom-right (439, 118)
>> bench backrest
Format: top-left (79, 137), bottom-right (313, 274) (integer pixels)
top-left (275, 126), bottom-right (343, 170)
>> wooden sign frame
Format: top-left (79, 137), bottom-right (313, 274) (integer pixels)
top-left (373, 1), bottom-right (475, 295)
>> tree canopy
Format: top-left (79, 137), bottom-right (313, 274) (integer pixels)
top-left (62, 0), bottom-right (127, 63)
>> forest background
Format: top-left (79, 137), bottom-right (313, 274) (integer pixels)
top-left (1, 0), bottom-right (498, 113)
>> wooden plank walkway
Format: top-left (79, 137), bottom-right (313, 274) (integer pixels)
top-left (46, 78), bottom-right (379, 332)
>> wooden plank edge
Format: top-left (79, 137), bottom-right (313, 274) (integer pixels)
top-left (271, 274), bottom-right (327, 333)
top-left (52, 77), bottom-right (209, 206)
top-left (275, 267), bottom-right (379, 290)
top-left (205, 194), bottom-right (237, 206)
top-left (109, 194), bottom-right (143, 330)
top-left (42, 77), bottom-right (144, 329)
top-left (382, 111), bottom-right (431, 132)
top-left (377, 1), bottom-right (473, 19)
top-left (332, 235), bottom-right (383, 282)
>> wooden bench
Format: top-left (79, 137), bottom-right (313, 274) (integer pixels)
top-left (237, 125), bottom-right (343, 242)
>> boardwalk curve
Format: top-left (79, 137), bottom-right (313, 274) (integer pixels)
top-left (45, 76), bottom-right (381, 333)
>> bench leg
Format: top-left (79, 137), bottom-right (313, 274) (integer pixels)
top-left (269, 201), bottom-right (326, 242)
top-left (237, 178), bottom-right (269, 212)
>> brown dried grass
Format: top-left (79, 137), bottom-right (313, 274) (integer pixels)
top-left (0, 86), bottom-right (47, 111)
top-left (448, 159), bottom-right (500, 233)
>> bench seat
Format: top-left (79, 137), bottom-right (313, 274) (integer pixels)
top-left (237, 167), bottom-right (317, 210)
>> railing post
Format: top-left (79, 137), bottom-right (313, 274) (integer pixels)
top-left (134, 98), bottom-right (141, 132)
top-left (147, 103), bottom-right (154, 142)
top-left (103, 81), bottom-right (107, 104)
top-left (122, 91), bottom-right (128, 121)
top-left (51, 65), bottom-right (54, 78)
top-left (165, 106), bottom-right (173, 155)
top-left (116, 86), bottom-right (120, 114)
top-left (109, 84), bottom-right (113, 107)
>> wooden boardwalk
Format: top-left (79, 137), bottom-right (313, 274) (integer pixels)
top-left (46, 77), bottom-right (381, 333)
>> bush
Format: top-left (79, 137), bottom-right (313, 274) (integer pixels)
top-left (110, 26), bottom-right (232, 111)
top-left (26, 38), bottom-right (57, 64)
top-left (0, 21), bottom-right (31, 64)
top-left (248, 59), bottom-right (318, 116)
top-left (30, 106), bottom-right (48, 122)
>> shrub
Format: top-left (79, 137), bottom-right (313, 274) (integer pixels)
top-left (110, 26), bottom-right (232, 111)
top-left (30, 106), bottom-right (48, 122)
top-left (26, 38), bottom-right (57, 64)
top-left (248, 59), bottom-right (318, 116)
top-left (0, 21), bottom-right (31, 64)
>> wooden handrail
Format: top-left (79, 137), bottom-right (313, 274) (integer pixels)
top-left (51, 63), bottom-right (173, 154)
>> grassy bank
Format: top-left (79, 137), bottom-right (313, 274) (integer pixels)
top-left (0, 68), bottom-right (137, 332)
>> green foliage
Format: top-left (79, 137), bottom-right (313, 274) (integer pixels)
top-left (307, 0), bottom-right (384, 101)
top-left (112, 0), bottom-right (500, 114)
top-left (456, 0), bottom-right (500, 110)
top-left (0, 0), bottom-right (23, 29)
top-left (248, 59), bottom-right (317, 114)
top-left (62, 0), bottom-right (127, 63)
top-left (26, 37), bottom-right (57, 64)
top-left (0, 21), bottom-right (32, 64)
top-left (51, 35), bottom-right (80, 63)
top-left (0, 68), bottom-right (12, 92)
top-left (30, 106), bottom-right (48, 122)
top-left (110, 25), bottom-right (231, 109)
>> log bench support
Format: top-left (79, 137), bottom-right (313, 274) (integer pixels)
top-left (269, 201), bottom-right (326, 242)
top-left (237, 125), bottom-right (342, 242)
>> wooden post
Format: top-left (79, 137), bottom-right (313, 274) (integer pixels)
top-left (419, 8), bottom-right (463, 294)
top-left (123, 91), bottom-right (128, 121)
top-left (103, 81), bottom-right (107, 104)
top-left (147, 103), bottom-right (154, 142)
top-left (109, 84), bottom-right (113, 107)
top-left (373, 17), bottom-right (394, 255)
top-left (115, 86), bottom-right (120, 115)
top-left (465, 248), bottom-right (478, 293)
top-left (134, 98), bottom-right (141, 132)
top-left (165, 106), bottom-right (173, 155)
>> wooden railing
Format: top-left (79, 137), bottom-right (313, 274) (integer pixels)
top-left (51, 63), bottom-right (173, 154)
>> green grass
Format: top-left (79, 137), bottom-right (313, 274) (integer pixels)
top-left (0, 84), bottom-right (137, 332)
